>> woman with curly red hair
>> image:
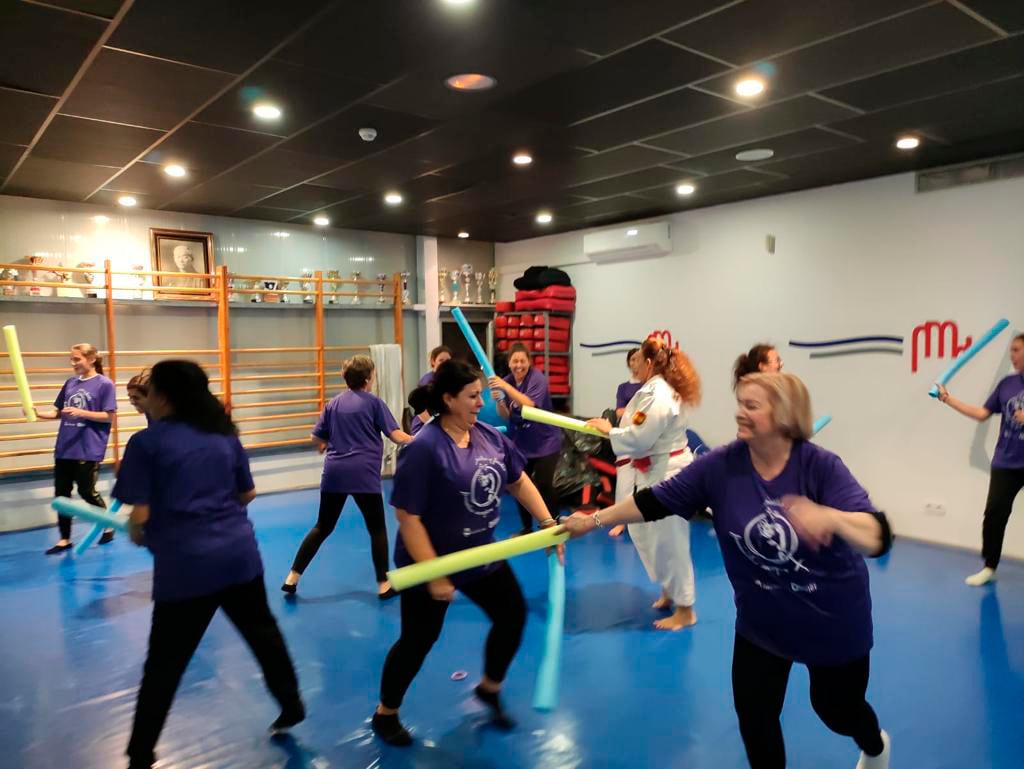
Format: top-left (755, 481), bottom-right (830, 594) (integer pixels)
top-left (586, 336), bottom-right (702, 630)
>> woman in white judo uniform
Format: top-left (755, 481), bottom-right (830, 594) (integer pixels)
top-left (587, 335), bottom-right (702, 631)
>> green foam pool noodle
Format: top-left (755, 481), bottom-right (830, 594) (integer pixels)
top-left (521, 405), bottom-right (605, 437)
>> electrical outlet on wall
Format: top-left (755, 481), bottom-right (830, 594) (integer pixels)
top-left (923, 502), bottom-right (947, 516)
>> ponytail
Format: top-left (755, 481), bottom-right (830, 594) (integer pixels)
top-left (149, 360), bottom-right (237, 435)
top-left (641, 337), bottom-right (700, 406)
top-left (408, 359), bottom-right (481, 416)
top-left (733, 343), bottom-right (774, 388)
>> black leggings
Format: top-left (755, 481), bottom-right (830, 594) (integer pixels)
top-left (517, 451), bottom-right (560, 530)
top-left (126, 576), bottom-right (301, 766)
top-left (732, 633), bottom-right (883, 769)
top-left (379, 562), bottom-right (526, 709)
top-left (290, 492), bottom-right (389, 582)
top-left (981, 466), bottom-right (1024, 569)
top-left (54, 459), bottom-right (105, 539)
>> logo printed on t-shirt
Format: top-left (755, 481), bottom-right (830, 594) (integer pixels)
top-left (463, 458), bottom-right (503, 516)
top-left (1003, 392), bottom-right (1024, 440)
top-left (730, 499), bottom-right (809, 575)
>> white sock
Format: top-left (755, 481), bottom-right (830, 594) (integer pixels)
top-left (965, 567), bottom-right (996, 586)
top-left (856, 729), bottom-right (890, 769)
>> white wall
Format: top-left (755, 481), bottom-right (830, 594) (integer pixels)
top-left (496, 172), bottom-right (1024, 559)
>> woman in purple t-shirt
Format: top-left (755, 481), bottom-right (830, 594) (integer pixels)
top-left (565, 373), bottom-right (893, 769)
top-left (372, 360), bottom-right (561, 747)
top-left (35, 342), bottom-right (117, 554)
top-left (282, 356), bottom-right (412, 598)
top-left (935, 333), bottom-right (1024, 586)
top-left (411, 345), bottom-right (453, 435)
top-left (114, 360), bottom-right (304, 769)
top-left (489, 343), bottom-right (563, 536)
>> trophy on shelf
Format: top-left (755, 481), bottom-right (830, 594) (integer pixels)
top-left (350, 271), bottom-right (362, 304)
top-left (0, 268), bottom-right (18, 296)
top-left (326, 270), bottom-right (340, 304)
top-left (438, 268), bottom-right (448, 304)
top-left (27, 255), bottom-right (46, 297)
top-left (400, 271), bottom-right (411, 305)
top-left (132, 264), bottom-right (147, 300)
top-left (376, 273), bottom-right (388, 304)
top-left (460, 263), bottom-right (473, 304)
top-left (300, 269), bottom-right (314, 304)
top-left (76, 261), bottom-right (98, 299)
top-left (474, 271), bottom-right (484, 304)
top-left (452, 270), bottom-right (461, 305)
top-left (487, 267), bottom-right (497, 304)
top-left (262, 278), bottom-right (280, 303)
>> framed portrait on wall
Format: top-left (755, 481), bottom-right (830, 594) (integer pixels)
top-left (149, 228), bottom-right (214, 300)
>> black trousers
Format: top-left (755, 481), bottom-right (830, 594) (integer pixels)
top-left (981, 467), bottom-right (1024, 569)
top-left (54, 458), bottom-right (105, 539)
top-left (379, 562), bottom-right (526, 710)
top-left (732, 633), bottom-right (883, 769)
top-left (517, 451), bottom-right (560, 530)
top-left (126, 576), bottom-right (301, 765)
top-left (290, 492), bottom-right (390, 582)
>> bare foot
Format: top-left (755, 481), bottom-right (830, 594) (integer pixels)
top-left (654, 606), bottom-right (697, 631)
top-left (651, 593), bottom-right (671, 610)
top-left (378, 580), bottom-right (394, 595)
top-left (608, 524), bottom-right (626, 538)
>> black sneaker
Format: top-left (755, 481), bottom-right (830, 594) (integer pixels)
top-left (474, 684), bottom-right (516, 730)
top-left (45, 542), bottom-right (72, 555)
top-left (371, 711), bottom-right (413, 746)
top-left (280, 582), bottom-right (297, 595)
top-left (98, 530), bottom-right (115, 545)
top-left (378, 587), bottom-right (397, 601)
top-left (269, 702), bottom-right (305, 734)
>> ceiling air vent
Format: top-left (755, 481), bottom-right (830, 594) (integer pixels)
top-left (917, 153), bottom-right (1024, 193)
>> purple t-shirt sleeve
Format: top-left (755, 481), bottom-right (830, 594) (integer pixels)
top-left (650, 452), bottom-right (714, 519)
top-left (375, 397), bottom-right (400, 435)
top-left (501, 432), bottom-right (528, 482)
top-left (54, 380), bottom-right (68, 410)
top-left (983, 387), bottom-right (1001, 415)
top-left (390, 440), bottom-right (432, 517)
top-left (98, 378), bottom-right (117, 412)
top-left (816, 453), bottom-right (876, 513)
top-left (233, 436), bottom-right (255, 493)
top-left (112, 432), bottom-right (152, 505)
top-left (312, 403), bottom-right (330, 441)
top-left (410, 415), bottom-right (424, 435)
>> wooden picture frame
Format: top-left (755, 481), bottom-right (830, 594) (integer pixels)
top-left (149, 228), bottom-right (214, 300)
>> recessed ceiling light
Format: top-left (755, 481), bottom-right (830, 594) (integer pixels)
top-left (676, 184), bottom-right (696, 196)
top-left (896, 135), bottom-right (920, 150)
top-left (512, 152), bottom-right (533, 166)
top-left (92, 215), bottom-right (110, 224)
top-left (384, 192), bottom-right (403, 205)
top-left (626, 228), bottom-right (638, 236)
top-left (117, 195), bottom-right (137, 207)
top-left (536, 212), bottom-right (553, 224)
top-left (735, 148), bottom-right (774, 162)
top-left (458, 231), bottom-right (470, 239)
top-left (272, 231), bottom-right (290, 238)
top-left (735, 78), bottom-right (765, 97)
top-left (163, 164), bottom-right (187, 178)
top-left (313, 215), bottom-right (330, 226)
top-left (445, 73), bottom-right (497, 91)
top-left (443, 0), bottom-right (473, 4)
top-left (253, 103), bottom-right (282, 120)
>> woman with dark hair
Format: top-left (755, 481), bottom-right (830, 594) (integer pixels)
top-left (733, 343), bottom-right (782, 386)
top-left (412, 345), bottom-right (454, 434)
top-left (935, 333), bottom-right (1024, 586)
top-left (587, 336), bottom-right (703, 631)
top-left (489, 342), bottom-right (563, 535)
top-left (126, 368), bottom-right (152, 422)
top-left (615, 347), bottom-right (643, 419)
top-left (566, 371), bottom-right (892, 769)
top-left (113, 360), bottom-right (304, 769)
top-left (35, 342), bottom-right (117, 553)
top-left (282, 355), bottom-right (411, 598)
top-left (372, 359), bottom-right (561, 746)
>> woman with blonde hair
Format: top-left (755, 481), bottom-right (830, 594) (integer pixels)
top-left (585, 336), bottom-right (702, 630)
top-left (566, 372), bottom-right (892, 769)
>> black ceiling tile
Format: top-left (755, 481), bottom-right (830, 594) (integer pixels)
top-left (314, 151), bottom-right (440, 192)
top-left (567, 166), bottom-right (685, 198)
top-left (502, 40), bottom-right (727, 125)
top-left (646, 95), bottom-right (858, 155)
top-left (572, 88), bottom-right (748, 151)
top-left (101, 161), bottom-right (209, 197)
top-left (698, 4), bottom-right (998, 102)
top-left (141, 121), bottom-right (278, 174)
top-left (565, 145), bottom-right (684, 186)
top-left (0, 142), bottom-right (25, 181)
top-left (631, 169), bottom-right (770, 205)
top-left (233, 205), bottom-right (308, 223)
top-left (45, 1), bottom-right (122, 17)
top-left (61, 49), bottom-right (234, 130)
top-left (0, 3), bottom-right (105, 95)
top-left (0, 89), bottom-right (56, 146)
top-left (257, 184), bottom-right (355, 212)
top-left (670, 127), bottom-right (861, 175)
top-left (32, 115), bottom-right (164, 167)
top-left (957, 0), bottom-right (1024, 32)
top-left (109, 0), bottom-right (332, 75)
top-left (758, 140), bottom-right (923, 189)
top-left (196, 58), bottom-right (377, 134)
top-left (821, 36), bottom-right (1024, 112)
top-left (830, 75), bottom-right (1024, 143)
top-left (5, 156), bottom-right (120, 201)
top-left (223, 148), bottom-right (341, 188)
top-left (165, 178), bottom-right (282, 215)
top-left (282, 105), bottom-right (437, 162)
top-left (564, 195), bottom-right (649, 219)
top-left (89, 188), bottom-right (166, 209)
top-left (663, 0), bottom-right (926, 66)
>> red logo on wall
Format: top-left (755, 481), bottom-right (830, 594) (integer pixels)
top-left (648, 329), bottom-right (679, 349)
top-left (911, 321), bottom-right (972, 373)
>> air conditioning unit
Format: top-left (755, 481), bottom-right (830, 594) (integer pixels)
top-left (583, 221), bottom-right (671, 264)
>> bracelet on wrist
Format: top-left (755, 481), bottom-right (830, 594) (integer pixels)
top-left (592, 511), bottom-right (603, 528)
top-left (539, 517), bottom-right (557, 528)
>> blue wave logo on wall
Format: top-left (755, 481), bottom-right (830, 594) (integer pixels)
top-left (789, 335), bottom-right (904, 359)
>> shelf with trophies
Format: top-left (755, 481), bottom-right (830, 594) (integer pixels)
top-left (437, 264), bottom-right (498, 308)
